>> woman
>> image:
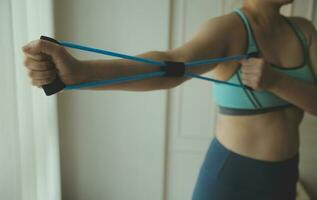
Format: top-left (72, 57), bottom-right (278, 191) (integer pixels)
top-left (22, 0), bottom-right (317, 199)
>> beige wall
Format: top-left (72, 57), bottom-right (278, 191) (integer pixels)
top-left (55, 0), bottom-right (170, 199)
top-left (300, 114), bottom-right (317, 199)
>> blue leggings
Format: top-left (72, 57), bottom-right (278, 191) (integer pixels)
top-left (192, 137), bottom-right (299, 200)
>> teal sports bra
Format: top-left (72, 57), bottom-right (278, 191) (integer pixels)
top-left (213, 8), bottom-right (316, 115)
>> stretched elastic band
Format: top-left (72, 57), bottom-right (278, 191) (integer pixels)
top-left (65, 71), bottom-right (165, 90)
top-left (60, 40), bottom-right (164, 66)
top-left (184, 73), bottom-right (245, 88)
top-left (54, 39), bottom-right (257, 90)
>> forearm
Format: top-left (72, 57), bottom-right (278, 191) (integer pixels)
top-left (69, 17), bottom-right (230, 92)
top-left (74, 51), bottom-right (187, 91)
top-left (270, 73), bottom-right (317, 115)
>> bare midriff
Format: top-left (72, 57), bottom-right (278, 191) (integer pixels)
top-left (215, 106), bottom-right (304, 162)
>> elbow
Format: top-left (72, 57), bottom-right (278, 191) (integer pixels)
top-left (160, 51), bottom-right (193, 90)
top-left (162, 78), bottom-right (184, 90)
top-left (163, 75), bottom-right (193, 90)
top-left (165, 49), bottom-right (191, 63)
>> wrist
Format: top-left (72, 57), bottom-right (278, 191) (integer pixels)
top-left (267, 70), bottom-right (285, 92)
top-left (72, 60), bottom-right (94, 84)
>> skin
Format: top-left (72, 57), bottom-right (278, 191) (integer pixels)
top-left (22, 0), bottom-right (317, 162)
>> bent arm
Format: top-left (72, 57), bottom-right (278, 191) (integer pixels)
top-left (270, 74), bottom-right (317, 115)
top-left (269, 19), bottom-right (317, 116)
top-left (74, 16), bottom-right (232, 91)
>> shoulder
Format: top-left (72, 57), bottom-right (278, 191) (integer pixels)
top-left (199, 12), bottom-right (243, 37)
top-left (204, 12), bottom-right (240, 27)
top-left (287, 16), bottom-right (317, 46)
top-left (287, 16), bottom-right (314, 31)
top-left (288, 16), bottom-right (317, 76)
top-left (196, 12), bottom-right (245, 51)
top-left (168, 12), bottom-right (245, 62)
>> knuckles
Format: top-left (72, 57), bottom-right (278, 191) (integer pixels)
top-left (38, 61), bottom-right (52, 70)
top-left (34, 39), bottom-right (44, 50)
top-left (34, 39), bottom-right (65, 57)
top-left (54, 45), bottom-right (66, 57)
top-left (257, 58), bottom-right (265, 65)
top-left (27, 69), bottom-right (55, 79)
top-left (23, 57), bottom-right (53, 70)
top-left (253, 81), bottom-right (260, 89)
top-left (240, 58), bottom-right (269, 90)
top-left (30, 75), bottom-right (55, 86)
top-left (23, 56), bottom-right (29, 67)
top-left (27, 70), bottom-right (34, 77)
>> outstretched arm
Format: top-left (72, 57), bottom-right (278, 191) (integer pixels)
top-left (22, 15), bottom-right (233, 91)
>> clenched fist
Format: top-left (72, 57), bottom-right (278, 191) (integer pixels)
top-left (22, 39), bottom-right (82, 87)
top-left (239, 57), bottom-right (281, 91)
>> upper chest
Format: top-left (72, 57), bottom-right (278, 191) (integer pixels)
top-left (210, 16), bottom-right (309, 81)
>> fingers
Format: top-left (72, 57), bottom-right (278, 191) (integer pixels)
top-left (240, 58), bottom-right (265, 74)
top-left (23, 54), bottom-right (57, 87)
top-left (239, 57), bottom-right (270, 90)
top-left (240, 61), bottom-right (258, 89)
top-left (240, 70), bottom-right (262, 90)
top-left (241, 78), bottom-right (251, 88)
top-left (240, 71), bottom-right (255, 78)
top-left (27, 68), bottom-right (56, 80)
top-left (31, 76), bottom-right (56, 87)
top-left (239, 57), bottom-right (259, 64)
top-left (239, 57), bottom-right (264, 69)
top-left (240, 75), bottom-right (256, 89)
top-left (23, 52), bottom-right (52, 61)
top-left (240, 66), bottom-right (258, 74)
top-left (27, 69), bottom-right (56, 87)
top-left (22, 39), bottom-right (64, 59)
top-left (22, 38), bottom-right (76, 88)
top-left (23, 56), bottom-right (54, 70)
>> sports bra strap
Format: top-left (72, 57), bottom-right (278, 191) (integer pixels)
top-left (283, 17), bottom-right (310, 65)
top-left (234, 8), bottom-right (259, 54)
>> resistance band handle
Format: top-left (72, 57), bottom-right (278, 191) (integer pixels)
top-left (162, 61), bottom-right (186, 77)
top-left (40, 35), bottom-right (66, 96)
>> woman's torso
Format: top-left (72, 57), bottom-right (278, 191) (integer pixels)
top-left (211, 8), bottom-right (314, 162)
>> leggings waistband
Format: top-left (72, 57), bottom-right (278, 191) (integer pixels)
top-left (212, 136), bottom-right (299, 167)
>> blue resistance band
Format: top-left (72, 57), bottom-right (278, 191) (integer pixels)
top-left (40, 36), bottom-right (257, 96)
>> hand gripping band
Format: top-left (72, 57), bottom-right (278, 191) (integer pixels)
top-left (39, 35), bottom-right (259, 96)
top-left (40, 36), bottom-right (66, 95)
